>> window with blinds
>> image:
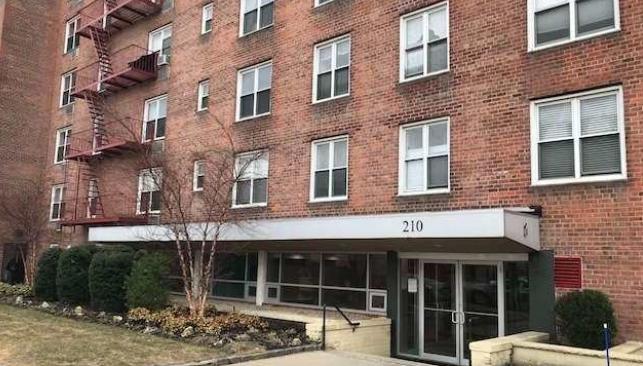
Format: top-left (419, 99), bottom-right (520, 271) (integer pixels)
top-left (532, 87), bottom-right (625, 184)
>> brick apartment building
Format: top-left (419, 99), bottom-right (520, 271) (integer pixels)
top-left (1, 0), bottom-right (642, 364)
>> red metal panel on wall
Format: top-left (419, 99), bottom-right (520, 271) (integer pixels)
top-left (554, 257), bottom-right (582, 289)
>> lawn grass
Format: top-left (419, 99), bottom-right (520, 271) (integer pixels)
top-left (0, 304), bottom-right (222, 366)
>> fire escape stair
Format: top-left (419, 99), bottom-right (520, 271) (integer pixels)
top-left (77, 0), bottom-right (164, 39)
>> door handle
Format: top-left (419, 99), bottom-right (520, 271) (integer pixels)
top-left (459, 312), bottom-right (466, 325)
top-left (451, 311), bottom-right (458, 324)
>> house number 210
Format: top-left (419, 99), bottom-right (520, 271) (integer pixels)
top-left (402, 220), bottom-right (424, 233)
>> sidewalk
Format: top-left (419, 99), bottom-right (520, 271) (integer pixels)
top-left (233, 351), bottom-right (432, 366)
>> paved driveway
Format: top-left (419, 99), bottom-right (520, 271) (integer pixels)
top-left (234, 351), bottom-right (432, 366)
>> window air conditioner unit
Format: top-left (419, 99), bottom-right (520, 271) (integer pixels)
top-left (158, 54), bottom-right (170, 66)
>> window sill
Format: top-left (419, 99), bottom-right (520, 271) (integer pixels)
top-left (196, 108), bottom-right (209, 114)
top-left (232, 203), bottom-right (268, 209)
top-left (309, 197), bottom-right (348, 204)
top-left (398, 69), bottom-right (450, 85)
top-left (397, 188), bottom-right (450, 197)
top-left (531, 174), bottom-right (627, 187)
top-left (528, 28), bottom-right (621, 53)
top-left (312, 93), bottom-right (350, 105)
top-left (239, 24), bottom-right (274, 39)
top-left (236, 112), bottom-right (271, 123)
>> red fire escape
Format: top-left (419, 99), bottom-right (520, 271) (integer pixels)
top-left (62, 0), bottom-right (163, 227)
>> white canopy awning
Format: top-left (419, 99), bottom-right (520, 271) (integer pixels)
top-left (88, 208), bottom-right (540, 251)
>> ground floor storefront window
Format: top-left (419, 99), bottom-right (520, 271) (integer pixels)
top-left (212, 252), bottom-right (258, 300)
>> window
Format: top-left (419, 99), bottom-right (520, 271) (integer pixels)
top-left (240, 0), bottom-right (274, 36)
top-left (399, 118), bottom-right (450, 195)
top-left (64, 17), bottom-right (80, 54)
top-left (264, 252), bottom-right (387, 312)
top-left (202, 3), bottom-right (214, 34)
top-left (236, 61), bottom-right (272, 121)
top-left (212, 253), bottom-right (258, 299)
top-left (137, 169), bottom-right (162, 214)
top-left (311, 136), bottom-right (348, 201)
top-left (233, 151), bottom-right (268, 207)
top-left (529, 0), bottom-right (619, 50)
top-left (143, 95), bottom-right (167, 142)
top-left (400, 2), bottom-right (449, 82)
top-left (193, 160), bottom-right (205, 191)
top-left (197, 80), bottom-right (210, 111)
top-left (54, 127), bottom-right (71, 164)
top-left (50, 185), bottom-right (65, 221)
top-left (149, 24), bottom-right (172, 64)
top-left (87, 178), bottom-right (100, 218)
top-left (60, 71), bottom-right (76, 107)
top-left (531, 86), bottom-right (625, 185)
top-left (315, 0), bottom-right (334, 6)
top-left (313, 36), bottom-right (350, 102)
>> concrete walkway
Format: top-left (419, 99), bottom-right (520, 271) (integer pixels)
top-left (234, 351), bottom-right (433, 366)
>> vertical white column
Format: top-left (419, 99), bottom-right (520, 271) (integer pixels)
top-left (256, 250), bottom-right (267, 306)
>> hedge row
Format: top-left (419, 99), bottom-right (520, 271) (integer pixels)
top-left (33, 245), bottom-right (170, 313)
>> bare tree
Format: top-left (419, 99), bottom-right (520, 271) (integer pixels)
top-left (0, 175), bottom-right (52, 285)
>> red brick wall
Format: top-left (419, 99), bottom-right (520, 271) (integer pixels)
top-left (44, 0), bottom-right (643, 339)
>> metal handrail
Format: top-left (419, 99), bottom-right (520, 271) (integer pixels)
top-left (321, 304), bottom-right (361, 350)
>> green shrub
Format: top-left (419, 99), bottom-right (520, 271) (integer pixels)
top-left (34, 247), bottom-right (61, 301)
top-left (125, 252), bottom-right (170, 311)
top-left (89, 250), bottom-right (134, 313)
top-left (0, 282), bottom-right (32, 297)
top-left (56, 246), bottom-right (95, 305)
top-left (555, 290), bottom-right (618, 349)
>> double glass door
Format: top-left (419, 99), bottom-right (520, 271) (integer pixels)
top-left (421, 261), bottom-right (502, 365)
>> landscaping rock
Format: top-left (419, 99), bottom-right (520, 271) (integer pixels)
top-left (74, 306), bottom-right (84, 317)
top-left (247, 327), bottom-right (259, 335)
top-left (112, 315), bottom-right (123, 323)
top-left (143, 326), bottom-right (160, 335)
top-left (40, 301), bottom-right (50, 309)
top-left (15, 296), bottom-right (23, 305)
top-left (285, 328), bottom-right (297, 336)
top-left (235, 333), bottom-right (252, 342)
top-left (98, 311), bottom-right (106, 318)
top-left (181, 326), bottom-right (195, 338)
top-left (290, 337), bottom-right (302, 347)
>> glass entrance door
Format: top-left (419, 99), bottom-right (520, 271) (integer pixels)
top-left (420, 261), bottom-right (502, 366)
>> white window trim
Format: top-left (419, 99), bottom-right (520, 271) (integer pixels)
top-left (60, 70), bottom-right (76, 107)
top-left (137, 168), bottom-right (162, 215)
top-left (54, 126), bottom-right (72, 164)
top-left (312, 35), bottom-right (351, 104)
top-left (197, 80), bottom-right (210, 112)
top-left (527, 0), bottom-right (621, 52)
top-left (314, 0), bottom-right (335, 8)
top-left (142, 94), bottom-right (168, 142)
top-left (202, 3), bottom-right (214, 34)
top-left (193, 160), bottom-right (205, 192)
top-left (399, 2), bottom-right (450, 83)
top-left (530, 86), bottom-right (626, 186)
top-left (232, 150), bottom-right (269, 208)
top-left (398, 118), bottom-right (451, 196)
top-left (236, 61), bottom-right (272, 122)
top-left (368, 291), bottom-right (388, 313)
top-left (64, 16), bottom-right (80, 54)
top-left (50, 184), bottom-right (64, 222)
top-left (309, 135), bottom-right (349, 203)
top-left (239, 0), bottom-right (274, 37)
top-left (148, 24), bottom-right (172, 63)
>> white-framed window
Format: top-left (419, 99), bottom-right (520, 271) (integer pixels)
top-left (399, 118), bottom-right (450, 195)
top-left (315, 0), bottom-right (334, 7)
top-left (60, 71), bottom-right (76, 107)
top-left (233, 151), bottom-right (268, 207)
top-left (236, 61), bottom-right (272, 121)
top-left (64, 17), bottom-right (80, 54)
top-left (149, 24), bottom-right (172, 64)
top-left (54, 127), bottom-right (72, 164)
top-left (202, 3), bottom-right (214, 34)
top-left (399, 2), bottom-right (449, 82)
top-left (528, 0), bottom-right (620, 51)
top-left (240, 0), bottom-right (274, 36)
top-left (193, 160), bottom-right (205, 191)
top-left (530, 86), bottom-right (626, 186)
top-left (137, 169), bottom-right (162, 214)
top-left (197, 80), bottom-right (210, 111)
top-left (50, 185), bottom-right (65, 221)
top-left (87, 178), bottom-right (100, 218)
top-left (369, 291), bottom-right (387, 312)
top-left (311, 136), bottom-right (348, 202)
top-left (143, 95), bottom-right (167, 142)
top-left (313, 35), bottom-right (351, 103)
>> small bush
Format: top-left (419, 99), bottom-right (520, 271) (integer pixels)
top-left (34, 247), bottom-right (61, 301)
top-left (57, 246), bottom-right (95, 304)
top-left (0, 282), bottom-right (32, 297)
top-left (555, 289), bottom-right (618, 349)
top-left (89, 250), bottom-right (134, 313)
top-left (125, 252), bottom-right (170, 311)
